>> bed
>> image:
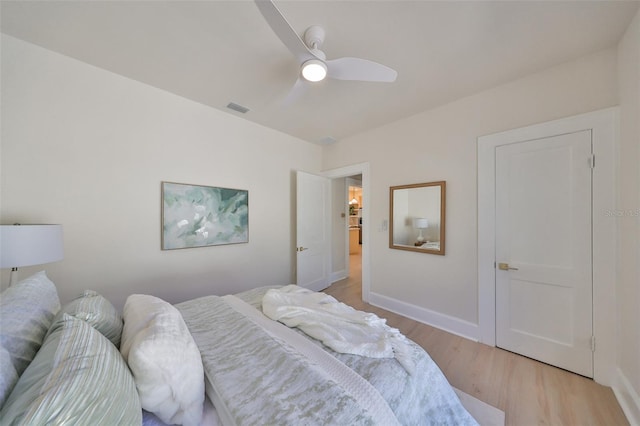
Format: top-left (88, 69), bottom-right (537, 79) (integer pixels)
top-left (0, 272), bottom-right (479, 426)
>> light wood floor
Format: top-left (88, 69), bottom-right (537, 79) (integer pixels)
top-left (323, 254), bottom-right (629, 426)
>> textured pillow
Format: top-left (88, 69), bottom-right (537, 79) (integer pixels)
top-left (0, 271), bottom-right (60, 407)
top-left (120, 293), bottom-right (171, 359)
top-left (121, 294), bottom-right (204, 426)
top-left (0, 314), bottom-right (141, 425)
top-left (0, 347), bottom-right (18, 409)
top-left (50, 290), bottom-right (123, 347)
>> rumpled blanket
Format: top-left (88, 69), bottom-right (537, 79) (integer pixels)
top-left (262, 285), bottom-right (415, 374)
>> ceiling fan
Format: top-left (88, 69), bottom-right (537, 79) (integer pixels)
top-left (254, 0), bottom-right (397, 101)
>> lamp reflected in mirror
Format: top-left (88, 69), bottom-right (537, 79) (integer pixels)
top-left (413, 218), bottom-right (428, 246)
top-left (390, 181), bottom-right (445, 255)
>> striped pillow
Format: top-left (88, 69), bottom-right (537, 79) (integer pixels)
top-left (49, 290), bottom-right (123, 347)
top-left (0, 314), bottom-right (141, 425)
top-left (0, 348), bottom-right (19, 409)
top-left (0, 271), bottom-right (60, 407)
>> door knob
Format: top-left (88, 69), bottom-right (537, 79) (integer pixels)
top-left (498, 262), bottom-right (518, 271)
top-left (297, 247), bottom-right (308, 252)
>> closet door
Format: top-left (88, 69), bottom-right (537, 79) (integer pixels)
top-left (495, 130), bottom-right (593, 377)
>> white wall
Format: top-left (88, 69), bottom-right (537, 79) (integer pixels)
top-left (324, 47), bottom-right (618, 329)
top-left (0, 35), bottom-right (322, 310)
top-left (616, 8), bottom-right (640, 423)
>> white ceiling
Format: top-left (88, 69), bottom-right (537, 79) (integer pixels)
top-left (2, 0), bottom-right (638, 145)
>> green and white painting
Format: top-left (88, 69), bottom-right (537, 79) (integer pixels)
top-left (162, 182), bottom-right (248, 250)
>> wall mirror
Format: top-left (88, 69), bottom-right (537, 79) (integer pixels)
top-left (389, 181), bottom-right (446, 255)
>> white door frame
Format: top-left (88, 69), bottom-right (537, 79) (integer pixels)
top-left (322, 162), bottom-right (371, 302)
top-left (478, 107), bottom-right (617, 385)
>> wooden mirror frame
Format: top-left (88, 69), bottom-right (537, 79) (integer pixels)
top-left (389, 181), bottom-right (446, 255)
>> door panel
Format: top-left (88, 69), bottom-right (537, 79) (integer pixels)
top-left (508, 279), bottom-right (574, 345)
top-left (296, 171), bottom-right (331, 291)
top-left (495, 130), bottom-right (593, 377)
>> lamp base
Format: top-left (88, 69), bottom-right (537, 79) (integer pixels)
top-left (9, 268), bottom-right (19, 286)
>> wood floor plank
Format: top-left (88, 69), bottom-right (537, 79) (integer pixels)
top-left (323, 254), bottom-right (629, 426)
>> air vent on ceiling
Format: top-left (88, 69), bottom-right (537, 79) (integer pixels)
top-left (318, 136), bottom-right (337, 145)
top-left (226, 102), bottom-right (250, 114)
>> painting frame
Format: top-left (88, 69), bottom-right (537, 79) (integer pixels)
top-left (161, 181), bottom-right (249, 250)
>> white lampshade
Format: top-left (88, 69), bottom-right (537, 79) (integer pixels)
top-left (0, 224), bottom-right (64, 268)
top-left (413, 218), bottom-right (429, 229)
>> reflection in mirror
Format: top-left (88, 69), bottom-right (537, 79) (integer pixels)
top-left (389, 181), bottom-right (446, 255)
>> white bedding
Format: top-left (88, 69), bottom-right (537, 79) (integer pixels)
top-left (224, 294), bottom-right (400, 425)
top-left (179, 296), bottom-right (385, 424)
top-left (262, 285), bottom-right (414, 373)
top-left (176, 286), bottom-right (478, 426)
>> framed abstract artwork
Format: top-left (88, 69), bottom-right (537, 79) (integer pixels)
top-left (161, 181), bottom-right (248, 250)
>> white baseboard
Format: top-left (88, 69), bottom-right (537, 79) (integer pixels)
top-left (330, 270), bottom-right (347, 283)
top-left (369, 292), bottom-right (479, 342)
top-left (613, 368), bottom-right (640, 426)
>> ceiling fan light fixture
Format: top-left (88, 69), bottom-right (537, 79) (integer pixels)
top-left (301, 59), bottom-right (327, 82)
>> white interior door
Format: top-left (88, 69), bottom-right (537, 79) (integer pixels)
top-left (495, 130), bottom-right (593, 377)
top-left (296, 171), bottom-right (331, 291)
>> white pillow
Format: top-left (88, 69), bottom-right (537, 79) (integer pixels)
top-left (120, 294), bottom-right (170, 359)
top-left (121, 294), bottom-right (204, 426)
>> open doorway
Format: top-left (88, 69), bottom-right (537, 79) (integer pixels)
top-left (322, 163), bottom-right (371, 303)
top-left (346, 176), bottom-right (363, 287)
top-left (325, 173), bottom-right (363, 301)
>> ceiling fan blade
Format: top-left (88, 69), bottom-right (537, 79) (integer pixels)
top-left (282, 77), bottom-right (308, 106)
top-left (254, 0), bottom-right (317, 64)
top-left (326, 57), bottom-right (398, 82)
